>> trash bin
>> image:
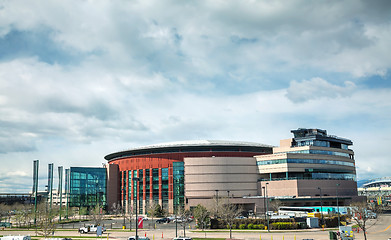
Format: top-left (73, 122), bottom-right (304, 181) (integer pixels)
top-left (329, 231), bottom-right (337, 240)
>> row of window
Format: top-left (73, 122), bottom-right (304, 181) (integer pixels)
top-left (288, 149), bottom-right (351, 158)
top-left (295, 140), bottom-right (349, 150)
top-left (257, 158), bottom-right (354, 167)
top-left (262, 172), bottom-right (356, 181)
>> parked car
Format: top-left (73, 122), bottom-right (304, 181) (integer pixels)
top-left (173, 237), bottom-right (192, 240)
top-left (173, 217), bottom-right (184, 223)
top-left (128, 237), bottom-right (150, 240)
top-left (0, 222), bottom-right (12, 228)
top-left (78, 224), bottom-right (106, 234)
top-left (156, 217), bottom-right (170, 223)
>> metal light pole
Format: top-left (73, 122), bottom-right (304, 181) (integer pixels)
top-left (336, 183), bottom-right (340, 227)
top-left (318, 187), bottom-right (324, 227)
top-left (133, 177), bottom-right (140, 240)
top-left (262, 187), bottom-right (266, 222)
top-left (227, 190), bottom-right (230, 205)
top-left (265, 183), bottom-right (270, 232)
top-left (215, 190), bottom-right (219, 216)
top-left (122, 187), bottom-right (126, 229)
top-left (175, 207), bottom-right (178, 237)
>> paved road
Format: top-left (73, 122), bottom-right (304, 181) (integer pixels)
top-left (1, 214), bottom-right (390, 240)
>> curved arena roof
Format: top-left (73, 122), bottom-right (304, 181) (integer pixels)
top-left (105, 140), bottom-right (273, 161)
top-left (362, 178), bottom-right (391, 188)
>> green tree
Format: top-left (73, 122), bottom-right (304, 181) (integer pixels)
top-left (193, 204), bottom-right (210, 231)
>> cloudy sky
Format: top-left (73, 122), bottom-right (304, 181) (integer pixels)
top-left (1, 0), bottom-right (390, 192)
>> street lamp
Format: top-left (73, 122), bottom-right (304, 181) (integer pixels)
top-left (336, 183), bottom-right (340, 227)
top-left (318, 187), bottom-right (324, 227)
top-left (265, 183), bottom-right (270, 232)
top-left (262, 187), bottom-right (266, 222)
top-left (133, 177), bottom-right (140, 240)
top-left (122, 187), bottom-right (126, 229)
top-left (227, 190), bottom-right (230, 205)
top-left (215, 190), bottom-right (219, 216)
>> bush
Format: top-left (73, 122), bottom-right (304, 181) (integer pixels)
top-left (270, 222), bottom-right (297, 230)
top-left (256, 224), bottom-right (265, 229)
top-left (239, 224), bottom-right (246, 229)
top-left (247, 223), bottom-right (255, 229)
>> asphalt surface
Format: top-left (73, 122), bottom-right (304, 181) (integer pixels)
top-left (1, 214), bottom-right (390, 240)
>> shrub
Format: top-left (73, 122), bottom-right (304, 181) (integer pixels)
top-left (271, 222), bottom-right (296, 230)
top-left (239, 224), bottom-right (246, 229)
top-left (247, 223), bottom-right (255, 229)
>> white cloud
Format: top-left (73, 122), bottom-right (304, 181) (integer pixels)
top-left (0, 0), bottom-right (390, 192)
top-left (286, 78), bottom-right (356, 103)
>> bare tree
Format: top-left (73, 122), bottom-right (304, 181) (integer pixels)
top-left (0, 203), bottom-right (11, 223)
top-left (177, 206), bottom-right (192, 237)
top-left (219, 202), bottom-right (243, 239)
top-left (269, 199), bottom-right (282, 213)
top-left (90, 205), bottom-right (105, 226)
top-left (111, 202), bottom-right (122, 216)
top-left (348, 201), bottom-right (380, 240)
top-left (35, 203), bottom-right (58, 238)
top-left (210, 197), bottom-right (243, 239)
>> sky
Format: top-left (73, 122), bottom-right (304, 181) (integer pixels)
top-left (0, 0), bottom-right (390, 193)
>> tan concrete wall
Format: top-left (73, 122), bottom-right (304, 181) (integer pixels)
top-left (259, 179), bottom-right (358, 198)
top-left (184, 157), bottom-right (259, 199)
top-left (260, 180), bottom-right (299, 197)
top-left (297, 179), bottom-right (358, 197)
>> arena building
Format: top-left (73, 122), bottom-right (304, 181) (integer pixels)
top-left (104, 140), bottom-right (273, 214)
top-left (104, 128), bottom-right (361, 215)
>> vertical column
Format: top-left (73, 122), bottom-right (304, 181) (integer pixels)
top-left (168, 164), bottom-right (173, 213)
top-left (159, 168), bottom-right (162, 207)
top-left (150, 168), bottom-right (153, 208)
top-left (143, 169), bottom-right (146, 215)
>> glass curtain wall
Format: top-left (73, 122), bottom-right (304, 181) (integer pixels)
top-left (128, 170), bottom-right (132, 213)
top-left (145, 169), bottom-right (150, 212)
top-left (133, 170), bottom-right (137, 214)
top-left (173, 162), bottom-right (184, 213)
top-left (139, 170), bottom-right (144, 214)
top-left (162, 168), bottom-right (169, 210)
top-left (152, 169), bottom-right (159, 204)
top-left (69, 167), bottom-right (106, 209)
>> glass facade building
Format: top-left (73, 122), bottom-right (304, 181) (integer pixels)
top-left (256, 128), bottom-right (356, 182)
top-left (69, 167), bottom-right (107, 209)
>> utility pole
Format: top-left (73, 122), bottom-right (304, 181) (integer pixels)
top-left (318, 187), bottom-right (324, 227)
top-left (133, 177), bottom-right (140, 240)
top-left (336, 183), bottom-right (340, 228)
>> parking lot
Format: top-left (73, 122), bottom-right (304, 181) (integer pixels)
top-left (1, 214), bottom-right (390, 240)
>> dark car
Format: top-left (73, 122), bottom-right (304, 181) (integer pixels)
top-left (156, 217), bottom-right (170, 223)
